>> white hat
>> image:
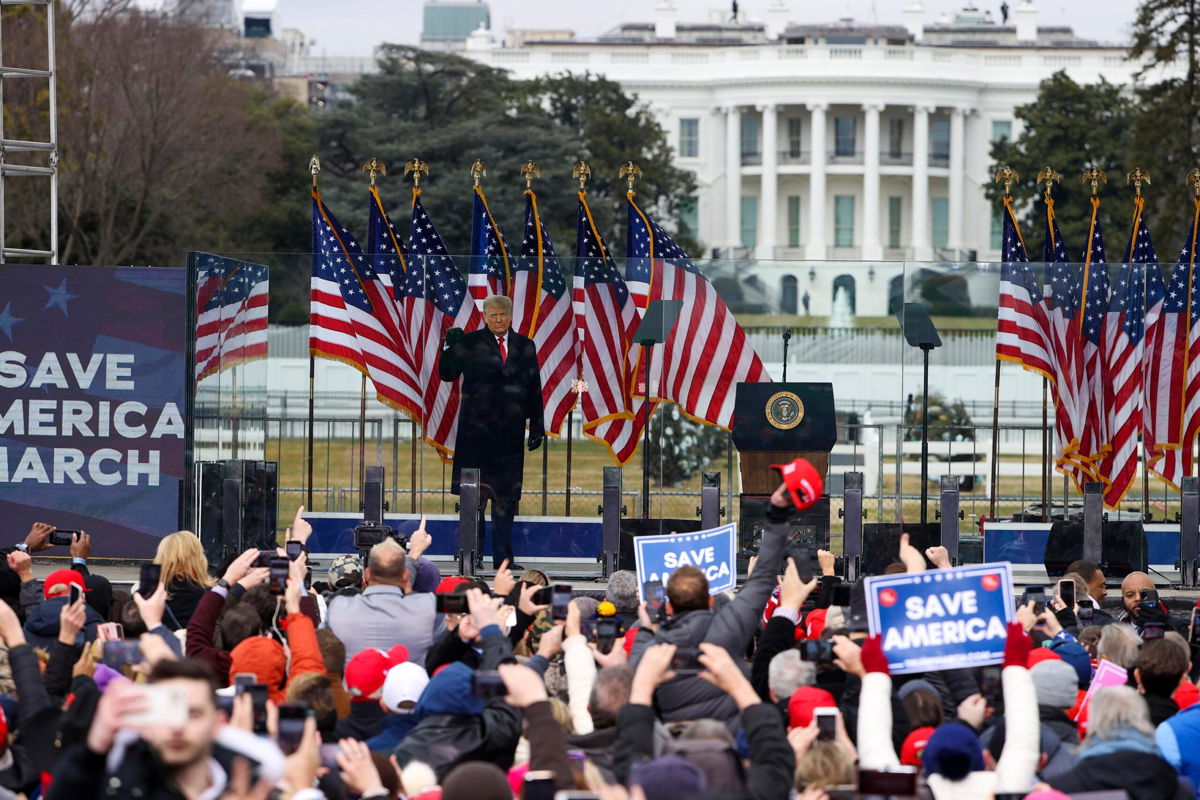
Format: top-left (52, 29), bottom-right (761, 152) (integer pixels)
top-left (381, 662), bottom-right (429, 713)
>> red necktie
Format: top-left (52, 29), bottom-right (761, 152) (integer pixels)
top-left (497, 335), bottom-right (507, 363)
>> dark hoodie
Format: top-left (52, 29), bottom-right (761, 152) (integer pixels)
top-left (390, 662), bottom-right (521, 780)
top-left (22, 597), bottom-right (102, 651)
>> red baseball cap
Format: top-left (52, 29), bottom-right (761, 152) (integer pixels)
top-left (900, 726), bottom-right (936, 767)
top-left (787, 686), bottom-right (837, 729)
top-left (770, 458), bottom-right (823, 511)
top-left (344, 645), bottom-right (410, 699)
top-left (43, 569), bottom-right (87, 599)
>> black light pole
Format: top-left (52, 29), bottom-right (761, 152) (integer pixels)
top-left (897, 302), bottom-right (942, 527)
top-left (633, 300), bottom-right (683, 519)
top-left (782, 329), bottom-right (792, 382)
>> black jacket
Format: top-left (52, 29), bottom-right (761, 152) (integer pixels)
top-left (164, 577), bottom-right (207, 630)
top-left (47, 737), bottom-right (245, 800)
top-left (1146, 692), bottom-right (1181, 727)
top-left (751, 615), bottom-right (797, 703)
top-left (439, 327), bottom-right (542, 501)
top-left (1049, 750), bottom-right (1193, 800)
top-left (333, 702), bottom-right (387, 742)
top-left (22, 597), bottom-right (102, 651)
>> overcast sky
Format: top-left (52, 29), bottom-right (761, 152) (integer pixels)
top-left (276, 0), bottom-right (1139, 59)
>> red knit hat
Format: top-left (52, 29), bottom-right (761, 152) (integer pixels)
top-left (900, 725), bottom-right (936, 766)
top-left (43, 569), bottom-right (87, 599)
top-left (1026, 647), bottom-right (1062, 669)
top-left (787, 686), bottom-right (837, 729)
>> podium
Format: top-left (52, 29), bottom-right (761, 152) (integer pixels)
top-left (732, 382), bottom-right (836, 555)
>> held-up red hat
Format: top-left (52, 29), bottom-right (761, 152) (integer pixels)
top-left (770, 457), bottom-right (823, 511)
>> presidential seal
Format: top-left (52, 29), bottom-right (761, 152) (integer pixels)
top-left (765, 391), bottom-right (804, 430)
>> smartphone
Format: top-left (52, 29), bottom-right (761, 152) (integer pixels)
top-left (102, 641), bottom-right (144, 665)
top-left (276, 703), bottom-right (309, 755)
top-left (1144, 622), bottom-right (1166, 641)
top-left (1142, 588), bottom-right (1160, 604)
top-left (436, 593), bottom-right (468, 614)
top-left (472, 670), bottom-right (507, 699)
top-left (858, 767), bottom-right (918, 796)
top-left (234, 673), bottom-right (257, 690)
top-left (69, 583), bottom-right (83, 605)
top-left (268, 556), bottom-right (289, 595)
top-left (319, 743), bottom-right (341, 770)
top-left (644, 580), bottom-right (667, 624)
top-left (830, 583), bottom-right (853, 607)
top-left (216, 695), bottom-right (235, 717)
top-left (1023, 585), bottom-right (1046, 615)
top-left (670, 646), bottom-right (703, 677)
top-left (785, 547), bottom-right (814, 582)
top-left (594, 617), bottom-right (619, 655)
top-left (253, 550), bottom-right (273, 569)
top-left (550, 584), bottom-right (572, 621)
top-left (979, 665), bottom-right (1002, 704)
top-left (120, 685), bottom-right (188, 728)
top-left (50, 529), bottom-right (79, 547)
top-left (244, 683), bottom-right (269, 735)
top-left (1190, 608), bottom-right (1200, 646)
top-left (285, 540), bottom-right (303, 562)
top-left (815, 707), bottom-right (839, 741)
top-left (799, 639), bottom-right (835, 662)
top-left (100, 622), bottom-right (124, 640)
top-left (1057, 579), bottom-right (1075, 608)
top-left (1078, 598), bottom-right (1095, 624)
top-left (139, 563), bottom-right (161, 597)
top-left (524, 771), bottom-right (557, 800)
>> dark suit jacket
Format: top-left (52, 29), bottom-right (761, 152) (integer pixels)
top-left (439, 327), bottom-right (543, 501)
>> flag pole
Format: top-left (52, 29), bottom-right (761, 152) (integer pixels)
top-left (306, 155), bottom-right (320, 509)
top-left (565, 162), bottom-right (592, 518)
top-left (1130, 168), bottom-right (1153, 521)
top-left (1037, 167), bottom-right (1061, 522)
top-left (357, 158), bottom-right (388, 499)
top-left (989, 166), bottom-right (1018, 520)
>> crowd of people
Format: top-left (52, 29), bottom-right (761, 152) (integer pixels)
top-left (0, 485), bottom-right (1198, 800)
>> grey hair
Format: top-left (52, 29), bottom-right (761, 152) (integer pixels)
top-left (1084, 685), bottom-right (1155, 742)
top-left (768, 649), bottom-right (816, 701)
top-left (483, 294), bottom-right (512, 314)
top-left (606, 570), bottom-right (639, 614)
top-left (1097, 623), bottom-right (1142, 669)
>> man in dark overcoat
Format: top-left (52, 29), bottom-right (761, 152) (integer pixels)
top-left (439, 294), bottom-right (543, 569)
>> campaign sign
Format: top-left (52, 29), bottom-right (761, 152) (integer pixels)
top-left (864, 562), bottom-right (1015, 674)
top-left (634, 523), bottom-right (737, 600)
top-left (0, 265), bottom-right (187, 557)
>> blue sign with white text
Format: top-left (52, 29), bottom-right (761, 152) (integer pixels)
top-left (864, 562), bottom-right (1015, 674)
top-left (634, 523), bottom-right (737, 600)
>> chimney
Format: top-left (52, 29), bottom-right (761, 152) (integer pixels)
top-left (903, 2), bottom-right (924, 43)
top-left (654, 0), bottom-right (677, 39)
top-left (765, 0), bottom-right (789, 40)
top-left (1014, 0), bottom-right (1037, 42)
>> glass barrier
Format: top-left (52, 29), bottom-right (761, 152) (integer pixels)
top-left (190, 252), bottom-right (1188, 549)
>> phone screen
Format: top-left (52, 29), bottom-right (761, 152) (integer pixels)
top-left (50, 529), bottom-right (78, 547)
top-left (139, 563), bottom-right (161, 597)
top-left (1057, 579), bottom-right (1075, 608)
top-left (644, 580), bottom-right (666, 623)
top-left (979, 665), bottom-right (1002, 704)
top-left (1144, 622), bottom-right (1166, 640)
top-left (69, 583), bottom-right (83, 605)
top-left (524, 773), bottom-right (557, 800)
top-left (670, 647), bottom-right (702, 677)
top-left (245, 684), bottom-right (269, 734)
top-left (276, 703), bottom-right (308, 754)
top-left (815, 709), bottom-right (838, 740)
top-left (472, 670), bottom-right (507, 699)
top-left (551, 585), bottom-right (572, 621)
top-left (285, 540), bottom-right (303, 561)
top-left (858, 768), bottom-right (918, 795)
top-left (436, 593), bottom-right (468, 614)
top-left (269, 557), bottom-right (289, 595)
top-left (1024, 585), bottom-right (1045, 615)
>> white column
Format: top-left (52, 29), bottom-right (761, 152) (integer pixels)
top-left (725, 106), bottom-right (742, 255)
top-left (947, 106), bottom-right (967, 256)
top-left (862, 103), bottom-right (884, 260)
top-left (805, 102), bottom-right (827, 260)
top-left (757, 103), bottom-right (778, 260)
top-left (911, 104), bottom-right (933, 261)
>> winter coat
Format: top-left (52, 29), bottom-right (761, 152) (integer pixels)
top-left (1158, 702), bottom-right (1200, 790)
top-left (630, 509), bottom-right (787, 722)
top-left (22, 597), bottom-right (102, 651)
top-left (1048, 737), bottom-right (1192, 800)
top-left (365, 712), bottom-right (419, 753)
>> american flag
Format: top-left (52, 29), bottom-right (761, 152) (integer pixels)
top-left (994, 198), bottom-right (1053, 381)
top-left (510, 189), bottom-right (579, 435)
top-left (1146, 200), bottom-right (1200, 489)
top-left (625, 192), bottom-right (768, 430)
top-left (368, 186), bottom-right (409, 301)
top-left (400, 189), bottom-right (482, 458)
top-left (1100, 199), bottom-right (1156, 507)
top-left (467, 186), bottom-right (511, 312)
top-left (194, 254), bottom-right (268, 384)
top-left (576, 190), bottom-right (642, 464)
top-left (311, 189), bottom-right (422, 418)
top-left (1077, 198), bottom-right (1112, 481)
top-left (1041, 199), bottom-right (1090, 487)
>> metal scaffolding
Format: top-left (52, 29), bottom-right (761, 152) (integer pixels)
top-left (0, 0), bottom-right (58, 263)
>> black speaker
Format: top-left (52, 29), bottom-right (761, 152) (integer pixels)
top-left (861, 522), bottom-right (940, 577)
top-left (221, 477), bottom-right (242, 565)
top-left (1044, 520), bottom-right (1147, 579)
top-left (198, 461), bottom-right (226, 564)
top-left (618, 518), bottom-right (703, 572)
top-left (362, 465), bottom-right (386, 524)
top-left (738, 495), bottom-right (831, 553)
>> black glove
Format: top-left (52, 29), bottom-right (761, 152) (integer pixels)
top-left (1137, 601), bottom-right (1169, 626)
top-left (1054, 605), bottom-right (1078, 630)
top-left (527, 433), bottom-right (544, 451)
top-left (444, 327), bottom-right (464, 349)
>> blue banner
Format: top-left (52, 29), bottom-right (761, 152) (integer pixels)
top-left (864, 562), bottom-right (1015, 674)
top-left (0, 265), bottom-right (187, 557)
top-left (633, 523), bottom-right (737, 600)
